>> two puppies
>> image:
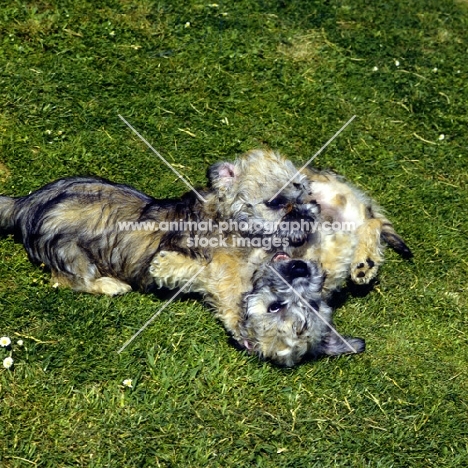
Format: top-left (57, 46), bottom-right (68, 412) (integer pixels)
top-left (0, 149), bottom-right (411, 366)
top-left (149, 150), bottom-right (412, 366)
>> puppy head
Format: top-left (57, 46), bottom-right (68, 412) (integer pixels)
top-left (208, 150), bottom-right (319, 247)
top-left (238, 252), bottom-right (332, 367)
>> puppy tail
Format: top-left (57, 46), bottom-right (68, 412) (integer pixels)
top-left (0, 196), bottom-right (16, 233)
top-left (380, 223), bottom-right (413, 259)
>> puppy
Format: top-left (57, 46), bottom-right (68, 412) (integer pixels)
top-left (150, 249), bottom-right (364, 367)
top-left (208, 149), bottom-right (318, 248)
top-left (302, 167), bottom-right (412, 295)
top-left (0, 150), bottom-right (318, 295)
top-left (204, 148), bottom-right (412, 294)
top-left (0, 176), bottom-right (205, 295)
top-left (149, 150), bottom-right (411, 365)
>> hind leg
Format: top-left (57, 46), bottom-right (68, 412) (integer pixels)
top-left (51, 271), bottom-right (132, 296)
top-left (50, 271), bottom-right (131, 296)
top-left (45, 241), bottom-right (132, 295)
top-left (85, 277), bottom-right (132, 296)
top-left (350, 219), bottom-right (384, 285)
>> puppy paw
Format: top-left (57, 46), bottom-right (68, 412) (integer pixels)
top-left (90, 277), bottom-right (132, 296)
top-left (351, 257), bottom-right (379, 285)
top-left (150, 250), bottom-right (205, 290)
top-left (321, 335), bottom-right (366, 356)
top-left (149, 251), bottom-right (179, 288)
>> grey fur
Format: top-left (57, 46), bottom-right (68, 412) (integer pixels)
top-left (240, 254), bottom-right (365, 367)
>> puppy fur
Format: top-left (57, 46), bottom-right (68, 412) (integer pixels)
top-left (302, 167), bottom-right (412, 295)
top-left (149, 149), bottom-right (411, 365)
top-left (0, 148), bottom-right (409, 366)
top-left (0, 150), bottom-right (318, 295)
top-left (150, 248), bottom-right (364, 367)
top-left (0, 176), bottom-right (215, 295)
top-left (208, 149), bottom-right (319, 247)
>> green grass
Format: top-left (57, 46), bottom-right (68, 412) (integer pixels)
top-left (1, 0), bottom-right (467, 466)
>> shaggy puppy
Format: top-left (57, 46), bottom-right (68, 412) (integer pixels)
top-left (0, 150), bottom-right (317, 295)
top-left (302, 167), bottom-right (412, 295)
top-left (150, 249), bottom-right (364, 367)
top-left (148, 149), bottom-right (412, 365)
top-left (207, 149), bottom-right (318, 248)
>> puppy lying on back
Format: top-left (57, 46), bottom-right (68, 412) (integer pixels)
top-left (150, 248), bottom-right (364, 367)
top-left (302, 167), bottom-right (412, 295)
top-left (0, 148), bottom-right (411, 366)
top-left (149, 149), bottom-right (412, 365)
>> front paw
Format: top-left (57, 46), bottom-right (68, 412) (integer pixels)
top-left (149, 251), bottom-right (180, 289)
top-left (150, 250), bottom-right (205, 290)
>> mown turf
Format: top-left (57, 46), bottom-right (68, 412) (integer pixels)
top-left (0, 0), bottom-right (467, 466)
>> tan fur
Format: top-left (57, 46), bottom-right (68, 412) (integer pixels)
top-left (303, 167), bottom-right (411, 292)
top-left (0, 148), bottom-right (409, 365)
top-left (148, 150), bottom-right (411, 365)
top-left (150, 248), bottom-right (264, 336)
top-left (150, 246), bottom-right (365, 367)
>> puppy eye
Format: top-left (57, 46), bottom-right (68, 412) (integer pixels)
top-left (267, 301), bottom-right (284, 313)
top-left (264, 196), bottom-right (287, 209)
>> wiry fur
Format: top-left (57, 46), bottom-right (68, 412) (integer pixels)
top-left (240, 253), bottom-right (364, 366)
top-left (0, 150), bottom-right (319, 296)
top-left (0, 176), bottom-right (214, 294)
top-left (149, 149), bottom-right (411, 366)
top-left (209, 149), bottom-right (319, 247)
top-left (302, 167), bottom-right (412, 294)
top-left (0, 148), bottom-right (409, 367)
top-left (150, 249), bottom-right (364, 366)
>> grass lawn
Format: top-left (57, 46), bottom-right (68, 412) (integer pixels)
top-left (1, 0), bottom-right (467, 466)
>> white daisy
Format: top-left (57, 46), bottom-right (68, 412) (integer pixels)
top-left (3, 357), bottom-right (14, 369)
top-left (0, 336), bottom-right (11, 347)
top-left (122, 379), bottom-right (133, 388)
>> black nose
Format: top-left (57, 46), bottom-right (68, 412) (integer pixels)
top-left (286, 260), bottom-right (310, 280)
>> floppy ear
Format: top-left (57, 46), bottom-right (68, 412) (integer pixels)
top-left (207, 162), bottom-right (237, 190)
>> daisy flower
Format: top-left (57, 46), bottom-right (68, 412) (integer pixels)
top-left (3, 357), bottom-right (14, 369)
top-left (0, 336), bottom-right (11, 347)
top-left (122, 379), bottom-right (133, 388)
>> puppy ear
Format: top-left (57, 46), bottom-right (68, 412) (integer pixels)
top-left (320, 334), bottom-right (365, 356)
top-left (207, 162), bottom-right (236, 190)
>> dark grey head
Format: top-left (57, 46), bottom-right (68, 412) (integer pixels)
top-left (238, 252), bottom-right (330, 366)
top-left (237, 252), bottom-right (366, 366)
